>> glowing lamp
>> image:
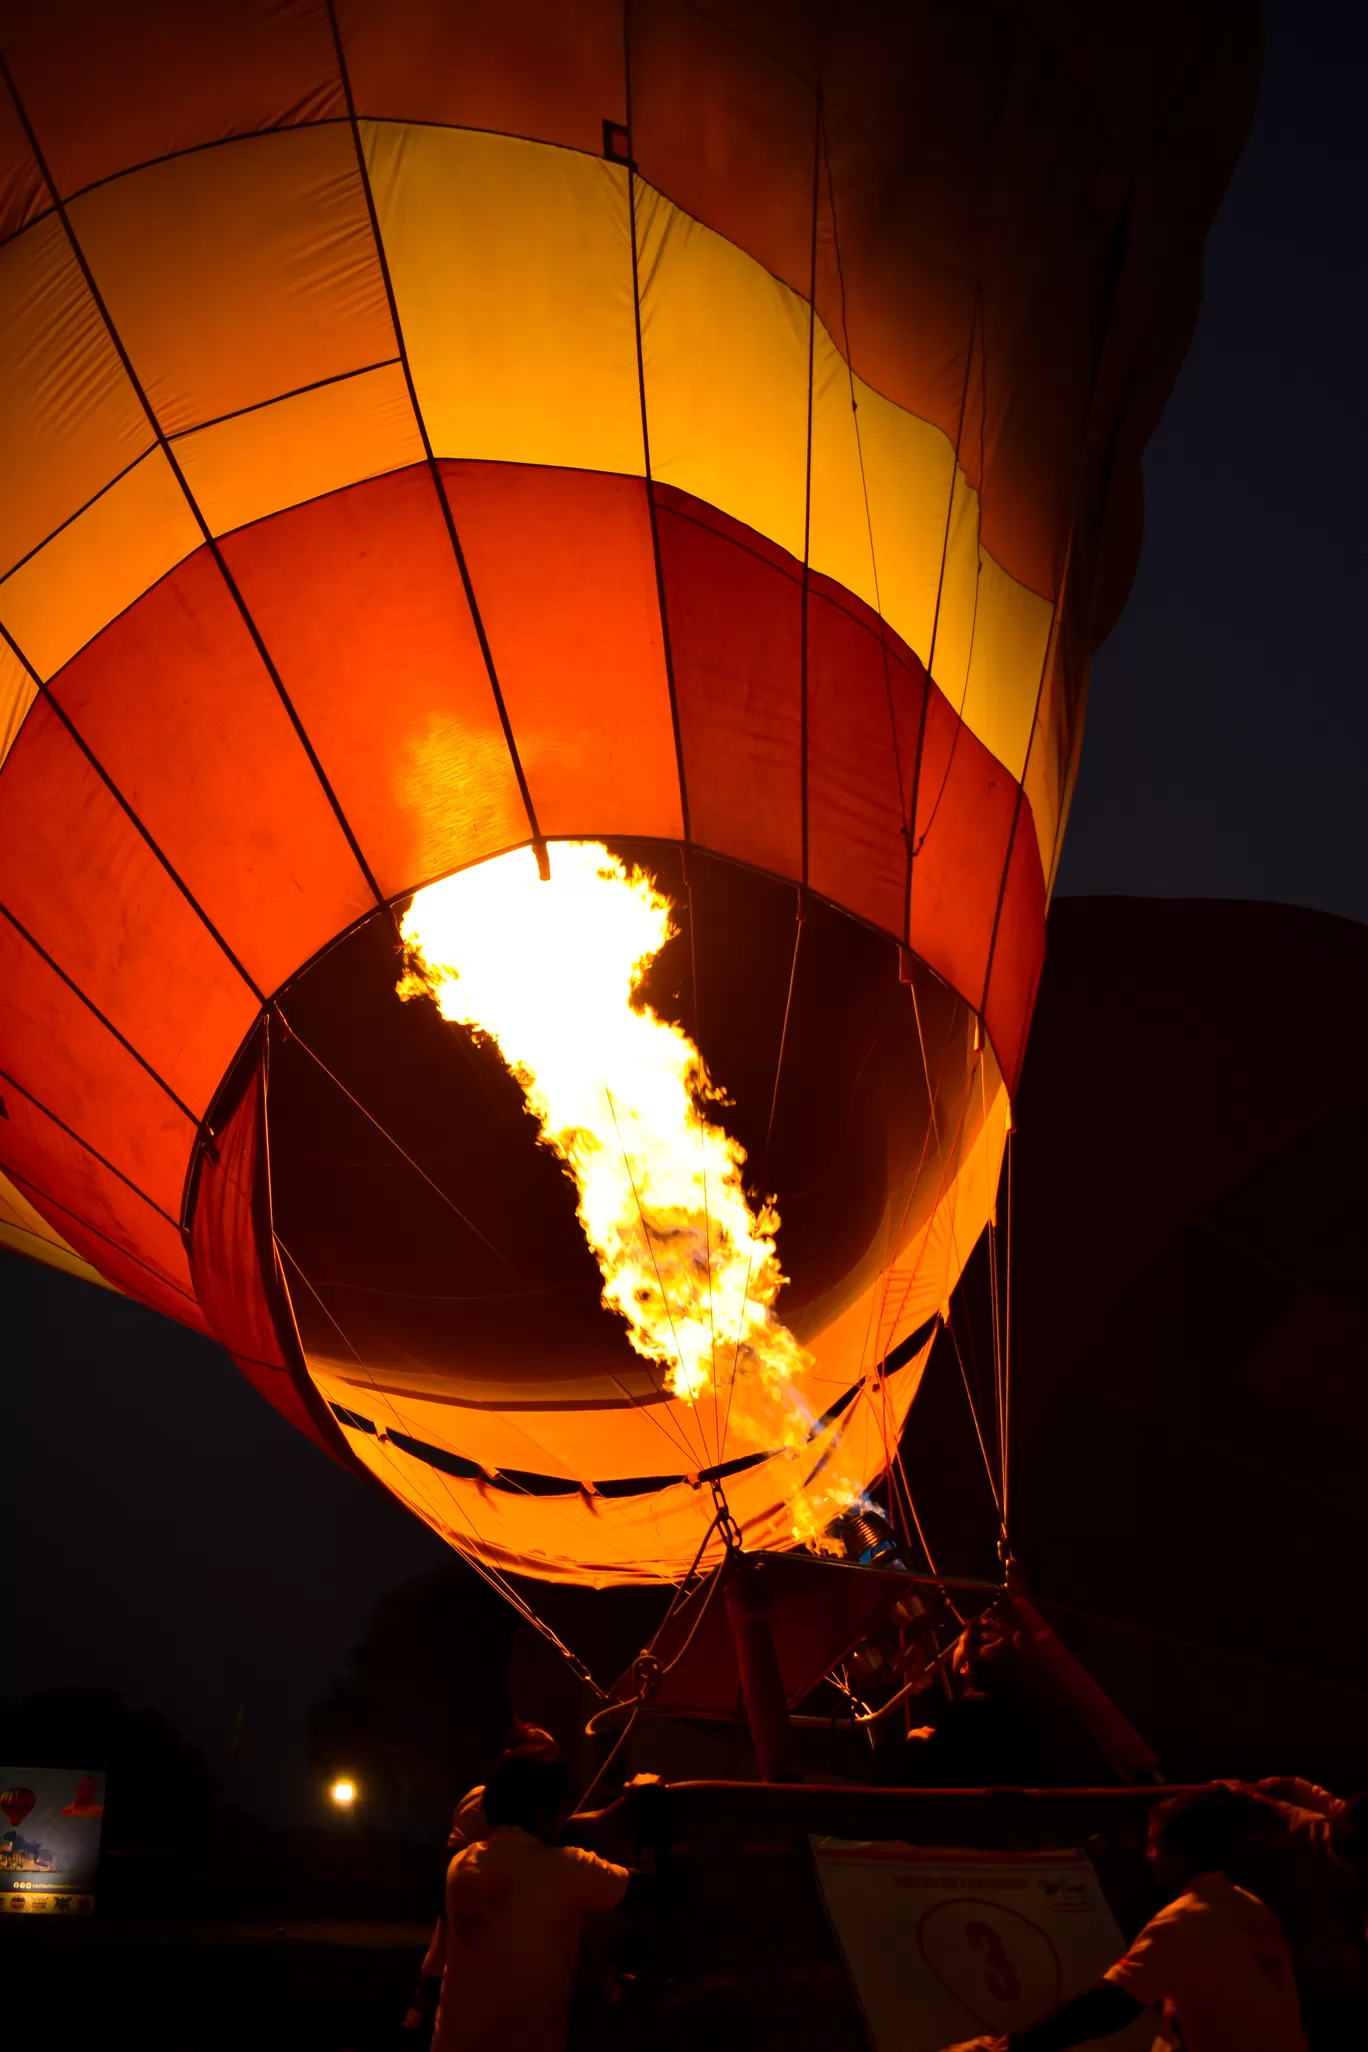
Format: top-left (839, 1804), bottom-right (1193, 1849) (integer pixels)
top-left (329, 1779), bottom-right (357, 1807)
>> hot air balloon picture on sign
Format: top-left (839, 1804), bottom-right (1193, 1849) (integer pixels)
top-left (0, 6), bottom-right (1254, 1594)
top-left (0, 1770), bottom-right (105, 1913)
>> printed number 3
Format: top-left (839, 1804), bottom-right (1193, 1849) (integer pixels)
top-left (965, 1920), bottom-right (1022, 2002)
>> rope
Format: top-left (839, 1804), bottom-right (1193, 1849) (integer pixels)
top-left (987, 1211), bottom-right (1005, 1513)
top-left (586, 1559), bottom-right (728, 1744)
top-left (574, 1703), bottom-right (641, 1817)
top-left (946, 1316), bottom-right (1003, 1522)
top-left (910, 10), bottom-right (1027, 866)
top-left (275, 1008), bottom-right (526, 1283)
top-left (874, 1027), bottom-right (979, 1359)
top-left (822, 113), bottom-right (908, 842)
top-left (574, 1510), bottom-right (730, 1812)
top-left (911, 300), bottom-right (986, 859)
top-left (979, 1051), bottom-right (1007, 1522)
top-left (854, 1638), bottom-right (962, 1726)
top-left (720, 891), bottom-right (806, 1453)
top-left (681, 855), bottom-right (722, 1465)
top-left (799, 82), bottom-right (822, 885)
top-left (274, 1231), bottom-right (604, 1695)
top-left (889, 1442), bottom-right (943, 1581)
top-left (1003, 1127), bottom-right (1014, 1537)
top-left (603, 1366), bottom-right (716, 1476)
top-left (863, 977), bottom-right (965, 1539)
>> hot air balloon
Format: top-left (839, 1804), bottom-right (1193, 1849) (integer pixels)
top-left (0, 3), bottom-right (1255, 1607)
top-left (0, 1789), bottom-right (35, 1832)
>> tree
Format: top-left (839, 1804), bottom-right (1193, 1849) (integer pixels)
top-left (306, 1564), bottom-right (513, 1831)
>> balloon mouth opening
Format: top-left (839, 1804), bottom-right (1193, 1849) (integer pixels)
top-left (187, 840), bottom-right (998, 1576)
top-left (251, 841), bottom-right (975, 1399)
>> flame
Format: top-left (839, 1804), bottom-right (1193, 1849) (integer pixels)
top-left (399, 842), bottom-right (842, 1532)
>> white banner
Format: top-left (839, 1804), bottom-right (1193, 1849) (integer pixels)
top-left (812, 1841), bottom-right (1158, 2051)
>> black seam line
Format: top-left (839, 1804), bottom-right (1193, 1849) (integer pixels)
top-left (976, 579), bottom-right (1067, 1039)
top-left (653, 482), bottom-right (1026, 708)
top-left (1044, 706), bottom-right (1085, 896)
top-left (0, 54), bottom-right (391, 920)
top-left (1, 454), bottom-right (431, 698)
top-left (902, 295), bottom-right (979, 948)
top-left (624, 16), bottom-right (690, 845)
top-left (32, 95), bottom-right (980, 317)
top-left (259, 1016), bottom-right (379, 1484)
top-left (379, 830), bottom-right (960, 992)
top-left (323, 0), bottom-right (545, 864)
top-left (0, 619), bottom-right (266, 1002)
top-left (177, 1010), bottom-right (267, 1244)
top-left (0, 196), bottom-right (55, 256)
top-left (2, 355), bottom-right (398, 589)
top-left (2, 99), bottom-right (987, 436)
top-left (165, 356), bottom-right (403, 440)
top-left (907, 298), bottom-right (987, 869)
top-left (653, 485), bottom-right (1025, 801)
top-left (980, 242), bottom-right (1108, 1026)
top-left (0, 1065), bottom-right (181, 1229)
top-left (34, 116), bottom-right (355, 210)
top-left (677, 3), bottom-right (983, 301)
top-left (820, 106), bottom-right (908, 871)
top-left (799, 75), bottom-right (822, 891)
top-left (977, 786), bottom-right (1026, 1031)
top-left (954, 69), bottom-right (1104, 965)
top-left (659, 489), bottom-right (921, 666)
top-left (266, 840), bottom-right (1002, 1065)
top-left (0, 900), bottom-right (200, 1127)
top-left (3, 1161), bottom-right (199, 1302)
top-left (43, 110), bottom-right (609, 216)
top-left (0, 444), bottom-right (154, 583)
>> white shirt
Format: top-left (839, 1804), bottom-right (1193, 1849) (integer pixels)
top-left (1105, 1872), bottom-right (1308, 2052)
top-left (432, 1825), bottom-right (629, 2052)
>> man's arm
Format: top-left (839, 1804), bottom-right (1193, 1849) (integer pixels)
top-left (1008, 1980), bottom-right (1145, 2049)
top-left (1250, 1775), bottom-right (1343, 1817)
top-left (564, 1844), bottom-right (632, 1913)
top-left (943, 1983), bottom-right (1145, 2052)
top-left (402, 1913), bottom-right (446, 2031)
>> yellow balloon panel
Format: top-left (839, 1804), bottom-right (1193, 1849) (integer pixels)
top-left (174, 360), bottom-right (423, 539)
top-left (68, 123), bottom-right (396, 438)
top-left (0, 215), bottom-right (150, 578)
top-left (0, 448), bottom-right (201, 680)
top-left (363, 121), bottom-right (645, 478)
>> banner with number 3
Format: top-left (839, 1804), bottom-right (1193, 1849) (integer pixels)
top-left (812, 1842), bottom-right (1158, 2051)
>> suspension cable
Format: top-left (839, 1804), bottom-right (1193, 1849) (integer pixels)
top-left (275, 1007), bottom-right (525, 1283)
top-left (274, 1231), bottom-right (604, 1695)
top-left (946, 1315), bottom-right (1003, 1522)
top-left (1003, 1125), bottom-right (1014, 1536)
top-left (721, 890), bottom-right (805, 1452)
top-left (681, 852), bottom-right (723, 1467)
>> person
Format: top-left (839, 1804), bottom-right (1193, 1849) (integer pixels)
top-left (939, 1785), bottom-right (1308, 2052)
top-left (402, 1724), bottom-right (556, 2037)
top-left (1222, 1779), bottom-right (1368, 2050)
top-left (429, 1733), bottom-right (631, 2052)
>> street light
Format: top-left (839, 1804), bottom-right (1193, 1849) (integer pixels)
top-left (330, 1778), bottom-right (357, 1807)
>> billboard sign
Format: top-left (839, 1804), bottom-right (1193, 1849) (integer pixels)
top-left (0, 1768), bottom-right (106, 1914)
top-left (812, 1841), bottom-right (1156, 2050)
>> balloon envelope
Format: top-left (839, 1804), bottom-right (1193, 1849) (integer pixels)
top-left (0, 2), bottom-right (1255, 1581)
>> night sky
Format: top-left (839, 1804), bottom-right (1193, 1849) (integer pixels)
top-left (6, 0), bottom-right (1366, 1819)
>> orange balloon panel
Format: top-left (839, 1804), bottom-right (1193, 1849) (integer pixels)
top-left (0, 0), bottom-right (1252, 1583)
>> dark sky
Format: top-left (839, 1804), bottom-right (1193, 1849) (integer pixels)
top-left (5, 0), bottom-right (1366, 1820)
top-left (1057, 0), bottom-right (1368, 925)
